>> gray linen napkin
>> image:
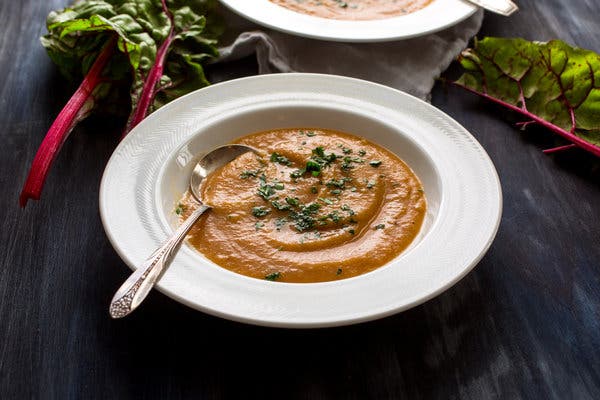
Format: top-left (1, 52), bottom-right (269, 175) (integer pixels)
top-left (215, 7), bottom-right (484, 101)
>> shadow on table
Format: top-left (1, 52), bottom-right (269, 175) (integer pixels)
top-left (98, 256), bottom-right (501, 399)
top-left (436, 80), bottom-right (600, 189)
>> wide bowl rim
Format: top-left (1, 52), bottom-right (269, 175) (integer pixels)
top-left (217, 0), bottom-right (478, 42)
top-left (100, 73), bottom-right (502, 328)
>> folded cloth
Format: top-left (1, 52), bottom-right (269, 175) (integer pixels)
top-left (215, 7), bottom-right (483, 101)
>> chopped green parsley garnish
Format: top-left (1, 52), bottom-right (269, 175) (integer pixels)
top-left (326, 177), bottom-right (351, 189)
top-left (303, 231), bottom-right (321, 242)
top-left (271, 200), bottom-right (291, 211)
top-left (252, 206), bottom-right (270, 218)
top-left (240, 169), bottom-right (260, 179)
top-left (336, 268), bottom-right (343, 275)
top-left (341, 204), bottom-right (355, 215)
top-left (275, 218), bottom-right (287, 230)
top-left (311, 147), bottom-right (337, 166)
top-left (249, 143), bottom-right (380, 236)
top-left (305, 160), bottom-right (322, 176)
top-left (257, 175), bottom-right (275, 199)
top-left (306, 131), bottom-right (317, 137)
top-left (175, 203), bottom-right (185, 215)
top-left (374, 224), bottom-right (385, 230)
top-left (257, 175), bottom-right (284, 200)
top-left (255, 222), bottom-right (264, 230)
top-left (270, 152), bottom-right (291, 166)
top-left (265, 272), bottom-right (281, 281)
top-left (341, 156), bottom-right (363, 171)
top-left (257, 185), bottom-right (275, 199)
top-left (290, 169), bottom-right (304, 180)
top-left (341, 157), bottom-right (354, 171)
top-left (285, 197), bottom-right (300, 207)
top-left (328, 211), bottom-right (342, 223)
top-left (290, 147), bottom-right (338, 179)
top-left (290, 202), bottom-right (321, 232)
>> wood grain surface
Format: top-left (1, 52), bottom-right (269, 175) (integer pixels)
top-left (1, 1), bottom-right (599, 399)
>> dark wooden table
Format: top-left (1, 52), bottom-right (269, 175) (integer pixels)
top-left (1, 1), bottom-right (599, 399)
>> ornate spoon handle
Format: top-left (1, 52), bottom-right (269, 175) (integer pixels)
top-left (109, 204), bottom-right (210, 318)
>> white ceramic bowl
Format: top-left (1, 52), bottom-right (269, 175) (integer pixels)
top-left (100, 73), bottom-right (502, 328)
top-left (218, 0), bottom-right (477, 42)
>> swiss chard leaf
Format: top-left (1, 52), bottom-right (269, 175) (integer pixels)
top-left (41, 0), bottom-right (220, 123)
top-left (453, 37), bottom-right (600, 157)
top-left (20, 0), bottom-right (222, 207)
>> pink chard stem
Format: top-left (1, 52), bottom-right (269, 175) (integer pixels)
top-left (124, 0), bottom-right (175, 134)
top-left (451, 82), bottom-right (600, 158)
top-left (543, 144), bottom-right (577, 154)
top-left (20, 36), bottom-right (117, 207)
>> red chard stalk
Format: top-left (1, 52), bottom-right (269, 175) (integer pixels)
top-left (20, 0), bottom-right (221, 207)
top-left (20, 37), bottom-right (117, 206)
top-left (452, 37), bottom-right (600, 158)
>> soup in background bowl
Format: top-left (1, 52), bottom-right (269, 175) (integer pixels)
top-left (269, 0), bottom-right (435, 20)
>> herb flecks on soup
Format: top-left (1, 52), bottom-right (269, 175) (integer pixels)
top-left (269, 0), bottom-right (434, 20)
top-left (177, 129), bottom-right (426, 283)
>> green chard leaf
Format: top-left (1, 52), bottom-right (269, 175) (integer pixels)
top-left (42, 0), bottom-right (220, 121)
top-left (21, 0), bottom-right (223, 207)
top-left (453, 37), bottom-right (600, 157)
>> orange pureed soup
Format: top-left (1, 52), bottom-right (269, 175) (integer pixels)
top-left (269, 0), bottom-right (434, 20)
top-left (177, 129), bottom-right (426, 283)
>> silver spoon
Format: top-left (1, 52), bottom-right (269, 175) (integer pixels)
top-left (109, 144), bottom-right (257, 318)
top-left (464, 0), bottom-right (518, 16)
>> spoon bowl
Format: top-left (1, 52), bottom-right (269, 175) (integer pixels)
top-left (109, 144), bottom-right (257, 318)
top-left (189, 144), bottom-right (258, 202)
